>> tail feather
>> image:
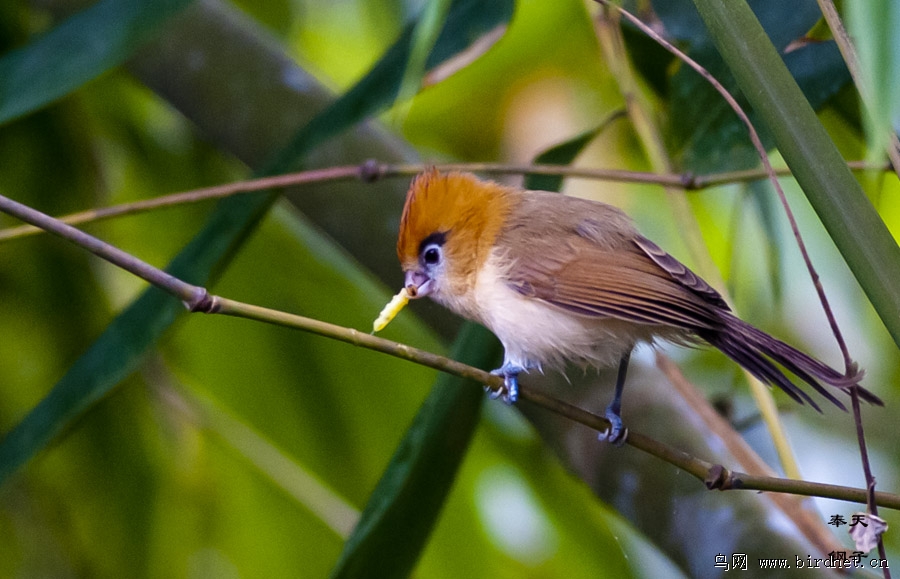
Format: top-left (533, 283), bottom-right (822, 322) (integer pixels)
top-left (699, 313), bottom-right (882, 410)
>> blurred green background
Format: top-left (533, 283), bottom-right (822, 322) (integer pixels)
top-left (0, 0), bottom-right (898, 577)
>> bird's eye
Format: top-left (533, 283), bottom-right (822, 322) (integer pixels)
top-left (422, 243), bottom-right (442, 266)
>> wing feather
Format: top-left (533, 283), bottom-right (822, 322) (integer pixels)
top-left (506, 235), bottom-right (723, 331)
top-left (633, 236), bottom-right (728, 309)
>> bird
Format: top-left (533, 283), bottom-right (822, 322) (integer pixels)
top-left (396, 169), bottom-right (882, 443)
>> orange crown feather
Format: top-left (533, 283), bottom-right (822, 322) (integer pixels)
top-left (397, 169), bottom-right (514, 274)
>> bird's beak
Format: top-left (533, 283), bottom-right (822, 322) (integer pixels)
top-left (404, 270), bottom-right (433, 299)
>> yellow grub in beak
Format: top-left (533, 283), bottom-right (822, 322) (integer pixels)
top-left (372, 287), bottom-right (410, 333)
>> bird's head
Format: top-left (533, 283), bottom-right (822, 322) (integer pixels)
top-left (397, 169), bottom-right (513, 306)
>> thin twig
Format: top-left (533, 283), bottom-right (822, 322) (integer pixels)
top-left (211, 297), bottom-right (900, 510)
top-left (812, 5), bottom-right (894, 572)
top-left (0, 189), bottom-right (897, 511)
top-left (0, 160), bottom-right (888, 243)
top-left (602, 1), bottom-right (885, 565)
top-left (597, 0), bottom-right (815, 479)
top-left (598, 0), bottom-right (871, 475)
top-left (0, 164), bottom-right (367, 241)
top-left (712, 468), bottom-right (900, 509)
top-left (599, 0), bottom-right (860, 379)
top-left (850, 387), bottom-right (891, 575)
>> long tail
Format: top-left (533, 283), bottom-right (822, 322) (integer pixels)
top-left (699, 313), bottom-right (882, 411)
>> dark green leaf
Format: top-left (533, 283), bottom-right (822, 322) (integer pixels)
top-left (0, 0), bottom-right (193, 126)
top-left (329, 323), bottom-right (500, 579)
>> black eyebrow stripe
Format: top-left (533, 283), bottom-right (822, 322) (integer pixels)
top-left (419, 231), bottom-right (448, 254)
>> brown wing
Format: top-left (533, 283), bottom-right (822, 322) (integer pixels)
top-left (508, 247), bottom-right (717, 329)
top-left (505, 233), bottom-right (725, 331)
top-left (498, 192), bottom-right (727, 330)
top-left (632, 236), bottom-right (729, 310)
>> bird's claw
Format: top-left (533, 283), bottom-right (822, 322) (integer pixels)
top-left (484, 384), bottom-right (506, 401)
top-left (599, 406), bottom-right (628, 446)
top-left (488, 364), bottom-right (523, 404)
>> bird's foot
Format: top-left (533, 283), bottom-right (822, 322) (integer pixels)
top-left (599, 351), bottom-right (631, 446)
top-left (488, 363), bottom-right (525, 404)
top-left (599, 405), bottom-right (628, 446)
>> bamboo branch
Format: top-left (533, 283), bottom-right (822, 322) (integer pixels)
top-left (0, 188), bottom-right (896, 510)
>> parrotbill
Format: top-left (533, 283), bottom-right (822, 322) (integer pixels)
top-left (396, 169), bottom-right (881, 442)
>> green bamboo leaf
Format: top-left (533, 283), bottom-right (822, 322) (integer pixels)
top-left (329, 323), bottom-right (499, 579)
top-left (0, 0), bottom-right (193, 126)
top-left (0, 0), bottom-right (513, 488)
top-left (689, 0), bottom-right (900, 348)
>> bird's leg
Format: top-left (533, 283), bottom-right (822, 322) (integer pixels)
top-left (600, 350), bottom-right (632, 446)
top-left (489, 362), bottom-right (526, 404)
